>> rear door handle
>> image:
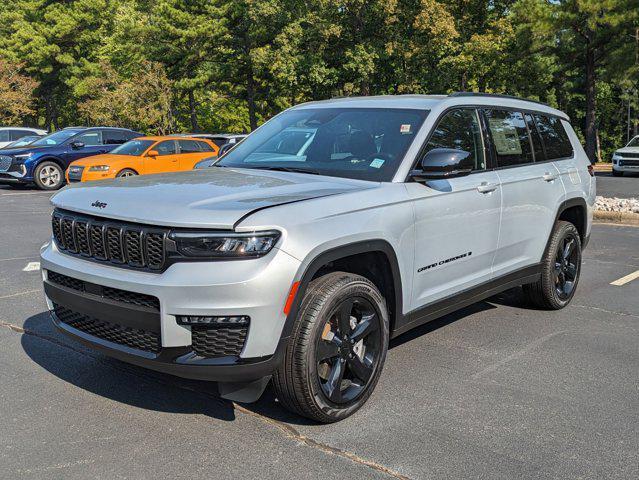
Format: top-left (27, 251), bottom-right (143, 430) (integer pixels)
top-left (477, 182), bottom-right (498, 194)
top-left (542, 172), bottom-right (558, 182)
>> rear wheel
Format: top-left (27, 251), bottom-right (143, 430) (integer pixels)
top-left (273, 272), bottom-right (389, 423)
top-left (116, 168), bottom-right (138, 178)
top-left (524, 221), bottom-right (582, 309)
top-left (33, 161), bottom-right (64, 190)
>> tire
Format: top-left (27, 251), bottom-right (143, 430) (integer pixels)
top-left (33, 161), bottom-right (64, 190)
top-left (116, 168), bottom-right (138, 178)
top-left (612, 169), bottom-right (623, 177)
top-left (523, 220), bottom-right (582, 310)
top-left (273, 272), bottom-right (389, 423)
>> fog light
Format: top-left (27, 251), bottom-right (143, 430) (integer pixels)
top-left (177, 315), bottom-right (250, 326)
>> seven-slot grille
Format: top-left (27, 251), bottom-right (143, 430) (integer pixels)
top-left (51, 210), bottom-right (168, 271)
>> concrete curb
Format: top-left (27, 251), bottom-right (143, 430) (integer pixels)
top-left (593, 210), bottom-right (639, 225)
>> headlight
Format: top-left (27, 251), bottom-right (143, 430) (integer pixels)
top-left (89, 165), bottom-right (110, 172)
top-left (612, 153), bottom-right (621, 161)
top-left (169, 231), bottom-right (280, 258)
top-left (14, 153), bottom-right (32, 160)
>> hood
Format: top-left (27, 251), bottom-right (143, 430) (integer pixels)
top-left (70, 153), bottom-right (131, 167)
top-left (0, 145), bottom-right (55, 156)
top-left (616, 146), bottom-right (639, 155)
top-left (51, 167), bottom-right (376, 229)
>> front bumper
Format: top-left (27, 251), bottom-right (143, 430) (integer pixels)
top-left (40, 240), bottom-right (301, 382)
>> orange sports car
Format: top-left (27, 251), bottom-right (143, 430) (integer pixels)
top-left (65, 136), bottom-right (219, 183)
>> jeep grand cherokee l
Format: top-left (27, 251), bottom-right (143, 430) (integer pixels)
top-left (40, 93), bottom-right (595, 423)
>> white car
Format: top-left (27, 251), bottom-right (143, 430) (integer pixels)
top-left (0, 127), bottom-right (47, 149)
top-left (41, 93), bottom-right (594, 422)
top-left (612, 136), bottom-right (639, 176)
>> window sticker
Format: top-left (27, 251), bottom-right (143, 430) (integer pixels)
top-left (488, 118), bottom-right (522, 155)
top-left (370, 158), bottom-right (385, 168)
top-left (400, 124), bottom-right (412, 134)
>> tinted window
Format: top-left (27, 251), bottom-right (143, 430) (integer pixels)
top-left (424, 109), bottom-right (486, 170)
top-left (154, 140), bottom-right (176, 155)
top-left (177, 140), bottom-right (201, 153)
top-left (198, 141), bottom-right (215, 152)
top-left (218, 108), bottom-right (429, 182)
top-left (533, 115), bottom-right (573, 160)
top-left (75, 131), bottom-right (103, 146)
top-left (111, 139), bottom-right (154, 156)
top-left (9, 129), bottom-right (31, 141)
top-left (103, 130), bottom-right (130, 145)
top-left (484, 110), bottom-right (533, 167)
top-left (210, 137), bottom-right (227, 148)
top-left (0, 131), bottom-right (9, 142)
top-left (525, 114), bottom-right (545, 161)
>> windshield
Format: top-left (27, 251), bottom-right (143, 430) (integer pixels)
top-left (31, 129), bottom-right (81, 146)
top-left (111, 139), bottom-right (153, 156)
top-left (218, 108), bottom-right (428, 181)
top-left (627, 136), bottom-right (639, 148)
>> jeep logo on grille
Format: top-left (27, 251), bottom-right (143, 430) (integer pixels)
top-left (91, 200), bottom-right (107, 209)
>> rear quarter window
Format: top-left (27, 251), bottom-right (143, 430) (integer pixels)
top-left (533, 115), bottom-right (573, 160)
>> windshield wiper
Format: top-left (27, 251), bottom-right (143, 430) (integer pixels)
top-left (248, 166), bottom-right (320, 175)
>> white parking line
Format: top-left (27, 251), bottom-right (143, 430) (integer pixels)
top-left (22, 261), bottom-right (40, 272)
top-left (610, 270), bottom-right (639, 286)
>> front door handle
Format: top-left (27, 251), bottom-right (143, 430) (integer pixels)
top-left (542, 172), bottom-right (558, 182)
top-left (477, 182), bottom-right (498, 194)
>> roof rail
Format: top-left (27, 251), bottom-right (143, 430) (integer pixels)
top-left (448, 92), bottom-right (551, 108)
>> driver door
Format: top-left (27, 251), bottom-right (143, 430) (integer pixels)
top-left (143, 140), bottom-right (179, 174)
top-left (406, 108), bottom-right (502, 311)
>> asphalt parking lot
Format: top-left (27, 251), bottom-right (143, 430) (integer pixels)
top-left (595, 171), bottom-right (638, 199)
top-left (1, 185), bottom-right (638, 480)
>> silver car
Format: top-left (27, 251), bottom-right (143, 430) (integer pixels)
top-left (41, 93), bottom-right (595, 422)
top-left (612, 135), bottom-right (639, 176)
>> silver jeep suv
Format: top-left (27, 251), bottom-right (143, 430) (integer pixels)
top-left (41, 93), bottom-right (595, 422)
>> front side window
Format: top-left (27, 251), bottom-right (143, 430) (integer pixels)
top-left (424, 109), bottom-right (486, 170)
top-left (32, 129), bottom-right (82, 146)
top-left (111, 139), bottom-right (154, 156)
top-left (154, 140), bottom-right (177, 156)
top-left (533, 115), bottom-right (573, 160)
top-left (197, 141), bottom-right (215, 152)
top-left (9, 130), bottom-right (31, 141)
top-left (218, 108), bottom-right (429, 181)
top-left (75, 131), bottom-right (103, 146)
top-left (484, 110), bottom-right (534, 167)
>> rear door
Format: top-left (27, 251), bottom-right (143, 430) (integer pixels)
top-left (407, 108), bottom-right (502, 310)
top-left (143, 140), bottom-right (179, 173)
top-left (485, 109), bottom-right (565, 277)
top-left (63, 130), bottom-right (107, 166)
top-left (176, 140), bottom-right (216, 169)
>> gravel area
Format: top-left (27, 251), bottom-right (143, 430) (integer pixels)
top-left (595, 196), bottom-right (639, 214)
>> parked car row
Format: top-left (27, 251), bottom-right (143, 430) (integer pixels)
top-left (0, 126), bottom-right (245, 190)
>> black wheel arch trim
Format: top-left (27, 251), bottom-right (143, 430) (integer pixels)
top-left (280, 240), bottom-right (404, 340)
top-left (548, 197), bottom-right (589, 254)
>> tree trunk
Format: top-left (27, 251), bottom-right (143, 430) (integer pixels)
top-left (246, 62), bottom-right (258, 131)
top-left (584, 46), bottom-right (597, 162)
top-left (188, 90), bottom-right (199, 132)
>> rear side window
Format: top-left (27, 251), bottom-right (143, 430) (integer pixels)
top-left (533, 115), bottom-right (573, 160)
top-left (103, 130), bottom-right (130, 145)
top-left (484, 110), bottom-right (534, 167)
top-left (524, 114), bottom-right (545, 162)
top-left (75, 131), bottom-right (103, 146)
top-left (178, 140), bottom-right (202, 153)
top-left (425, 109), bottom-right (486, 170)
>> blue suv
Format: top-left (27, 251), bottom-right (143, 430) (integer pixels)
top-left (0, 127), bottom-right (142, 190)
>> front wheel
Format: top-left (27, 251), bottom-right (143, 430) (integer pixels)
top-left (33, 161), bottom-right (64, 190)
top-left (524, 220), bottom-right (582, 309)
top-left (116, 168), bottom-right (138, 178)
top-left (273, 272), bottom-right (389, 423)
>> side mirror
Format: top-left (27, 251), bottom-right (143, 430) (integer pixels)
top-left (410, 148), bottom-right (473, 181)
top-left (147, 149), bottom-right (159, 157)
top-left (70, 141), bottom-right (85, 149)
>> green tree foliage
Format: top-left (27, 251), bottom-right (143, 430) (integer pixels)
top-left (0, 0), bottom-right (637, 158)
top-left (0, 58), bottom-right (39, 124)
